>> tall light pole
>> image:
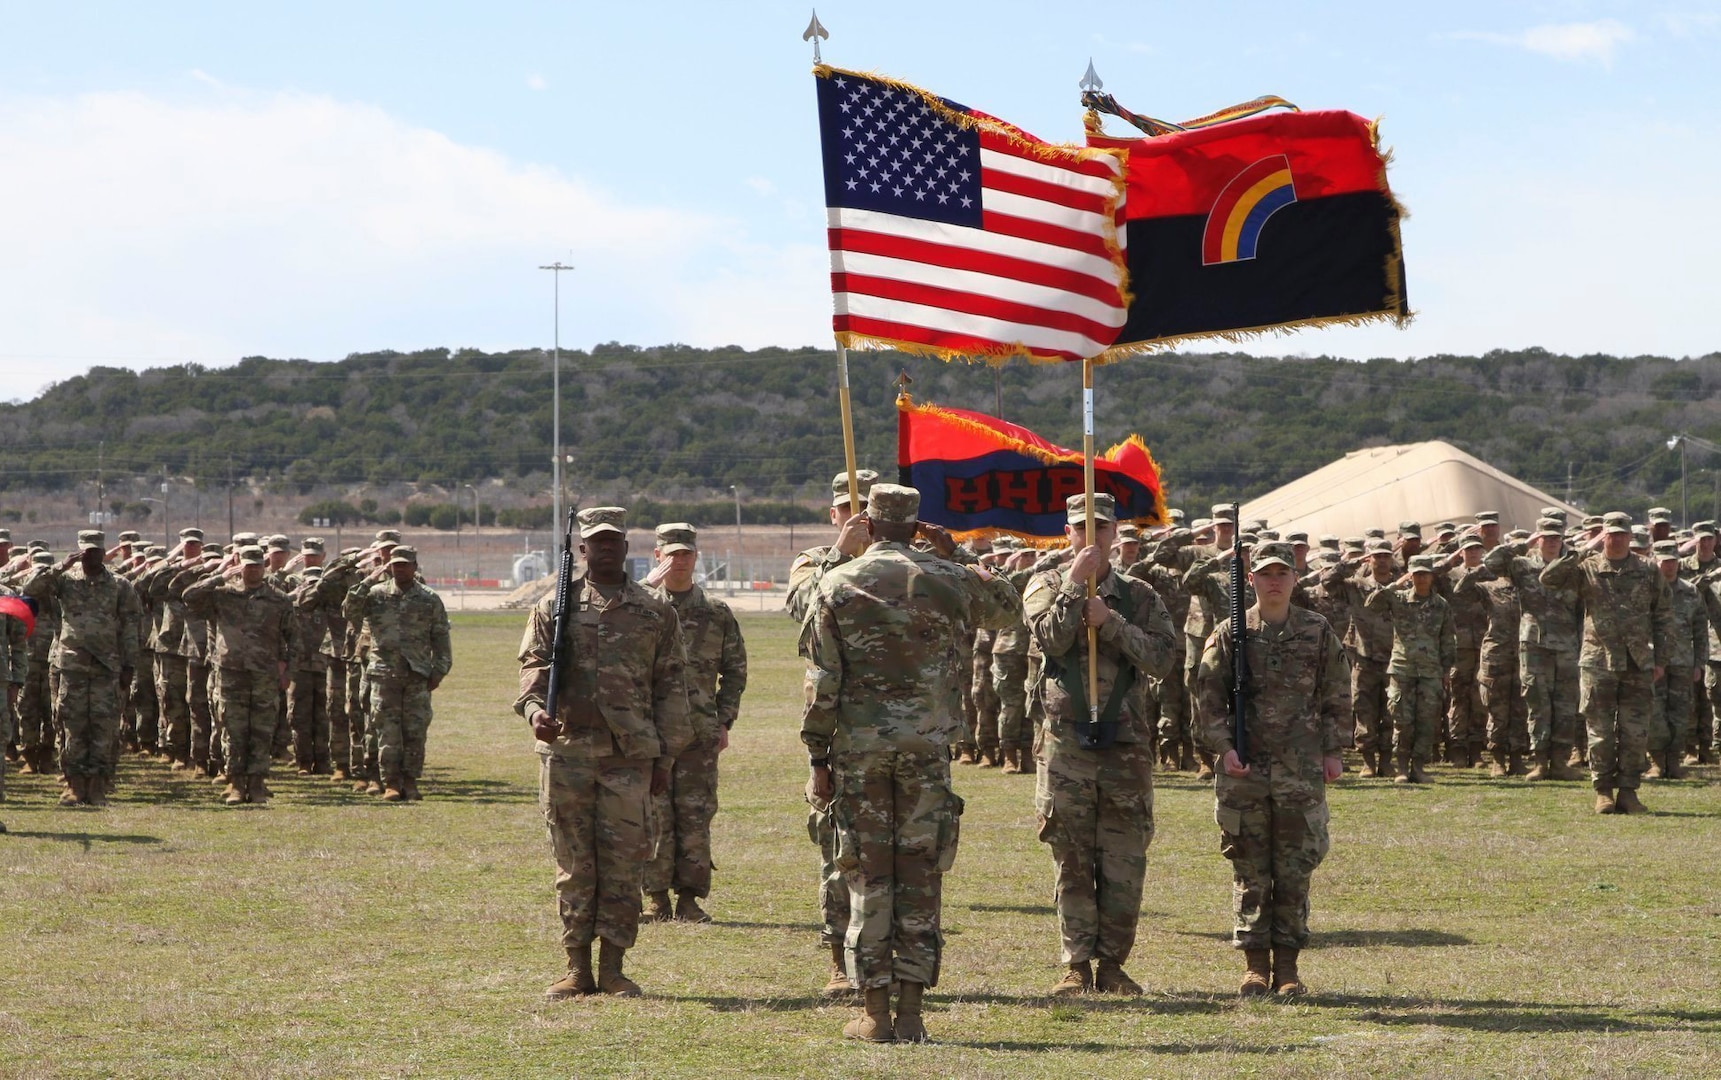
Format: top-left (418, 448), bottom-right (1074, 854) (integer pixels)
top-left (464, 483), bottom-right (480, 583)
top-left (540, 261), bottom-right (573, 561)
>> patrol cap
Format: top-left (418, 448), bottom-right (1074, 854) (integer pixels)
top-left (1210, 504), bottom-right (1238, 523)
top-left (577, 506), bottom-right (627, 538)
top-left (117, 530), bottom-right (141, 544)
top-left (1459, 535), bottom-right (1484, 550)
top-left (77, 530), bottom-right (105, 550)
top-left (1167, 508), bottom-right (1186, 524)
top-left (1602, 511), bottom-right (1633, 535)
top-left (1508, 528), bottom-right (1531, 540)
top-left (237, 545), bottom-right (266, 565)
top-left (301, 565), bottom-right (324, 580)
top-left (1435, 522), bottom-right (1457, 535)
top-left (1190, 517), bottom-right (1213, 532)
top-left (1318, 534), bottom-right (1339, 549)
top-left (830, 469), bottom-right (879, 507)
top-left (1474, 511), bottom-right (1500, 524)
top-left (654, 522), bottom-right (698, 554)
top-left (1630, 526), bottom-right (1650, 546)
top-left (991, 536), bottom-right (1020, 552)
top-left (1409, 554), bottom-right (1437, 574)
top-left (1695, 520), bottom-right (1718, 537)
top-left (1648, 506), bottom-right (1673, 522)
top-left (233, 532), bottom-right (260, 547)
top-left (341, 547), bottom-right (364, 557)
top-left (1540, 507), bottom-right (1568, 523)
top-left (1115, 523), bottom-right (1140, 542)
top-left (867, 483), bottom-right (921, 524)
top-left (1398, 521), bottom-right (1422, 537)
top-left (179, 527), bottom-right (205, 542)
top-left (1343, 536), bottom-right (1365, 551)
top-left (1535, 518), bottom-right (1564, 538)
top-left (1286, 531), bottom-right (1309, 545)
top-left (1652, 540), bottom-right (1680, 562)
top-left (1581, 514), bottom-right (1603, 529)
top-left (1243, 519), bottom-right (1268, 534)
top-left (0, 530), bottom-right (9, 543)
top-left (30, 549), bottom-right (53, 565)
top-left (145, 544), bottom-right (166, 557)
top-left (1066, 492), bottom-right (1117, 526)
top-left (1238, 532), bottom-right (1260, 548)
top-left (387, 545), bottom-right (419, 566)
top-left (1365, 527), bottom-right (1386, 540)
top-left (1251, 541), bottom-right (1295, 570)
top-left (1365, 538), bottom-right (1393, 554)
top-left (266, 535), bottom-right (292, 552)
top-left (1258, 529), bottom-right (1280, 541)
top-left (301, 537), bottom-right (326, 553)
top-left (27, 539), bottom-right (47, 552)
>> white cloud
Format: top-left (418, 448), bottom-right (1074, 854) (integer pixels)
top-left (526, 73), bottom-right (547, 91)
top-left (0, 84), bottom-right (833, 398)
top-left (1454, 19), bottom-right (1635, 64)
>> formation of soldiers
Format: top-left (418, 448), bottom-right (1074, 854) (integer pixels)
top-left (0, 526), bottom-right (451, 812)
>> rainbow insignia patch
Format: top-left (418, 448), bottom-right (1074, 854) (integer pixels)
top-left (1201, 154), bottom-right (1296, 265)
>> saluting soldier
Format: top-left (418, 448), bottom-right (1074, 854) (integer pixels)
top-left (1027, 493), bottom-right (1178, 998)
top-left (1364, 554), bottom-right (1456, 784)
top-left (1649, 542), bottom-right (1706, 780)
top-left (641, 523), bottom-right (747, 923)
top-left (15, 550), bottom-right (58, 777)
top-left (343, 546), bottom-right (451, 802)
top-left (1197, 541), bottom-right (1349, 997)
top-left (800, 484), bottom-right (1020, 1042)
top-left (516, 506), bottom-right (692, 1000)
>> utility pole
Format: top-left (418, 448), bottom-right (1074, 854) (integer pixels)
top-left (540, 261), bottom-right (574, 563)
top-left (1565, 461), bottom-right (1573, 507)
top-left (97, 440), bottom-right (105, 525)
top-left (227, 456), bottom-right (236, 542)
top-left (161, 465), bottom-right (171, 549)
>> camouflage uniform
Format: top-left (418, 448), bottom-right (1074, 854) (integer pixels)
top-left (181, 551), bottom-right (297, 785)
top-left (288, 566), bottom-right (332, 773)
top-left (1485, 541), bottom-right (1582, 768)
top-left (24, 538), bottom-right (143, 786)
top-left (1318, 553), bottom-right (1396, 770)
top-left (1027, 496), bottom-right (1178, 975)
top-left (1651, 561), bottom-right (1706, 767)
top-left (343, 548), bottom-right (452, 789)
top-left (515, 507), bottom-right (693, 961)
top-left (969, 628), bottom-right (999, 758)
top-left (1540, 525), bottom-right (1673, 800)
top-left (644, 536), bottom-right (747, 904)
top-left (141, 546), bottom-right (194, 766)
top-left (1677, 543), bottom-right (1721, 760)
top-left (1197, 592), bottom-right (1349, 952)
top-left (309, 553), bottom-right (367, 779)
top-left (801, 486), bottom-right (1020, 994)
top-left (1364, 571), bottom-right (1456, 772)
top-left (15, 553), bottom-right (58, 774)
top-left (990, 568), bottom-right (1034, 759)
top-left (0, 603), bottom-right (26, 801)
top-left (786, 469), bottom-right (877, 955)
top-left (1438, 553), bottom-right (1489, 761)
top-left (1129, 552), bottom-right (1193, 766)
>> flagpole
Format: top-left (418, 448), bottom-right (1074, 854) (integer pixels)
top-left (1083, 357), bottom-right (1100, 727)
top-left (836, 342), bottom-right (861, 511)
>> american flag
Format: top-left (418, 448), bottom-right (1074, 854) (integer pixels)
top-left (815, 67), bottom-right (1130, 363)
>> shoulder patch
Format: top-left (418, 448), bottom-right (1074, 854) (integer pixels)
top-left (1022, 576), bottom-right (1051, 603)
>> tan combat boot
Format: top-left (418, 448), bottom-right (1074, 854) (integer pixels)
top-left (1195, 753), bottom-right (1215, 782)
top-left (1550, 757), bottom-right (1584, 782)
top-left (1392, 754), bottom-right (1413, 785)
top-left (1594, 787), bottom-right (1617, 814)
top-left (1488, 749), bottom-right (1508, 778)
top-left (1357, 754), bottom-right (1377, 779)
top-left (1645, 755), bottom-right (1664, 780)
top-left (1408, 759), bottom-right (1432, 785)
top-left (595, 939), bottom-right (642, 997)
top-left (86, 776), bottom-right (110, 807)
top-left (821, 943), bottom-right (853, 998)
top-left (59, 776), bottom-right (83, 808)
top-left (1051, 959), bottom-right (1092, 996)
top-left (1094, 958), bottom-right (1142, 995)
top-left (674, 890), bottom-right (712, 924)
top-left (1525, 756), bottom-right (1549, 782)
top-left (1664, 754), bottom-right (1686, 781)
top-left (381, 777), bottom-right (406, 802)
top-left (331, 766), bottom-right (349, 782)
top-left (978, 749), bottom-right (1000, 768)
top-left (1240, 948), bottom-right (1272, 997)
top-left (644, 891), bottom-right (673, 923)
top-left (251, 777), bottom-right (272, 806)
top-left (1508, 752), bottom-right (1527, 777)
top-left (403, 776), bottom-right (423, 801)
top-left (893, 980), bottom-right (929, 1043)
top-left (1272, 947), bottom-right (1306, 997)
top-left (1615, 787), bottom-right (1649, 815)
top-left (1001, 748), bottom-right (1023, 775)
top-left (843, 986), bottom-right (893, 1042)
top-left (221, 776), bottom-right (246, 805)
top-left (545, 944), bottom-right (595, 1000)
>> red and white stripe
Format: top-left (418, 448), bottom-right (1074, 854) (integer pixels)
top-left (828, 130), bottom-right (1129, 362)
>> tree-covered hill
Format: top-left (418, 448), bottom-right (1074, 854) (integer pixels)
top-left (3, 343), bottom-right (1719, 519)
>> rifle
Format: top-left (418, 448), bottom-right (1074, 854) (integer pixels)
top-left (1229, 504), bottom-right (1248, 766)
top-left (543, 507), bottom-right (578, 733)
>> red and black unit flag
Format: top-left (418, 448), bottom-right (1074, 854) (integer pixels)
top-left (0, 594), bottom-right (36, 638)
top-left (815, 65), bottom-right (1131, 363)
top-left (1087, 106), bottom-right (1408, 349)
top-left (897, 394), bottom-right (1166, 544)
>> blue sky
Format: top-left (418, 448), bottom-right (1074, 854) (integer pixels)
top-left (1, 1), bottom-right (1716, 400)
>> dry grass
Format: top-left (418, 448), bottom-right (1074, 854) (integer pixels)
top-left (0, 611), bottom-right (1717, 1078)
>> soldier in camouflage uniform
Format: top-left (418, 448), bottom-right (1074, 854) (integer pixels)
top-left (1197, 541), bottom-right (1349, 997)
top-left (990, 538), bottom-right (1038, 775)
top-left (1459, 554), bottom-right (1529, 776)
top-left (1649, 542), bottom-right (1706, 780)
top-left (265, 535), bottom-right (298, 760)
top-left (1128, 532), bottom-right (1195, 770)
top-left (15, 550), bottom-right (57, 776)
top-left (1540, 512), bottom-right (1673, 814)
top-left (1365, 555), bottom-right (1456, 784)
top-left (785, 468), bottom-right (877, 996)
top-left (1677, 521), bottom-right (1720, 764)
top-left (517, 506), bottom-right (692, 1000)
top-left (24, 531), bottom-right (143, 807)
top-left (1484, 520), bottom-right (1584, 781)
top-left (641, 523), bottom-right (747, 924)
top-left (141, 529), bottom-right (203, 770)
top-left (309, 545), bottom-right (373, 784)
top-left (344, 546), bottom-right (452, 802)
top-left (181, 546), bottom-right (297, 805)
top-left (1437, 537), bottom-right (1488, 766)
top-left (801, 484), bottom-right (1020, 1042)
top-left (0, 588), bottom-right (26, 811)
top-left (1028, 493), bottom-right (1178, 998)
top-left (1318, 539), bottom-right (1397, 777)
top-left (288, 546), bottom-right (332, 775)
top-left (1178, 506), bottom-right (1235, 780)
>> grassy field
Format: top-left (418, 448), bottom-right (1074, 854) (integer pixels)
top-left (2, 610), bottom-right (1718, 1079)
